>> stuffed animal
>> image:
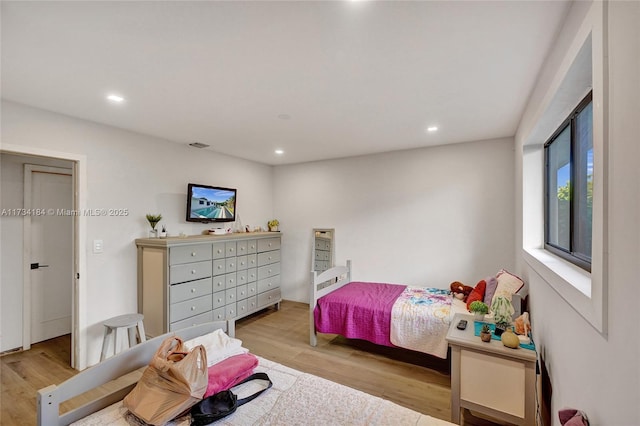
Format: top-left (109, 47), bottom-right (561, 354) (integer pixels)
top-left (449, 281), bottom-right (474, 301)
top-left (513, 312), bottom-right (531, 336)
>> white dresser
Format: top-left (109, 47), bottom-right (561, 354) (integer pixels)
top-left (136, 232), bottom-right (281, 337)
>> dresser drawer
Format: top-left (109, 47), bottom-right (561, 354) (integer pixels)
top-left (225, 288), bottom-right (237, 304)
top-left (246, 239), bottom-right (257, 254)
top-left (248, 282), bottom-right (257, 297)
top-left (257, 275), bottom-right (280, 294)
top-left (247, 254), bottom-right (257, 268)
top-left (237, 255), bottom-right (248, 270)
top-left (170, 260), bottom-right (212, 284)
top-left (170, 294), bottom-right (212, 323)
top-left (247, 295), bottom-right (257, 311)
top-left (170, 277), bottom-right (212, 304)
top-left (212, 242), bottom-right (226, 259)
top-left (257, 262), bottom-right (280, 280)
top-left (169, 244), bottom-right (212, 266)
top-left (213, 290), bottom-right (226, 309)
top-left (212, 275), bottom-right (225, 292)
top-left (257, 250), bottom-right (280, 267)
top-left (237, 269), bottom-right (248, 286)
top-left (257, 237), bottom-right (280, 252)
top-left (225, 257), bottom-right (237, 273)
top-left (225, 241), bottom-right (237, 257)
top-left (257, 288), bottom-right (281, 308)
top-left (170, 311), bottom-right (213, 331)
top-left (247, 268), bottom-right (257, 283)
top-left (225, 303), bottom-right (237, 318)
top-left (315, 250), bottom-right (330, 261)
top-left (212, 307), bottom-right (226, 321)
top-left (213, 259), bottom-right (226, 276)
top-left (236, 284), bottom-right (248, 300)
top-left (225, 272), bottom-right (237, 289)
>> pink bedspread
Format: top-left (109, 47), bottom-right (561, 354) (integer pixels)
top-left (314, 282), bottom-right (407, 347)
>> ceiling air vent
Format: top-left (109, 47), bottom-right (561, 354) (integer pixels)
top-left (188, 142), bottom-right (209, 148)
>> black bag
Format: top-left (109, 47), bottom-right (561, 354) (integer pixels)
top-left (190, 372), bottom-right (272, 425)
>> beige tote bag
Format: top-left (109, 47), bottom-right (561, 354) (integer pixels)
top-left (124, 336), bottom-right (208, 425)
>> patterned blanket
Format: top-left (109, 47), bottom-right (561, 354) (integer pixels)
top-left (390, 287), bottom-right (454, 359)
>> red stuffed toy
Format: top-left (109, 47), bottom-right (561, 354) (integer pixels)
top-left (450, 281), bottom-right (474, 301)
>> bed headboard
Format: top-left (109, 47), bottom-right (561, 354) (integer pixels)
top-left (37, 321), bottom-right (228, 426)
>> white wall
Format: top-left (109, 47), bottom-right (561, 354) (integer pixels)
top-left (0, 100), bottom-right (274, 367)
top-left (515, 1), bottom-right (640, 424)
top-left (274, 138), bottom-right (516, 303)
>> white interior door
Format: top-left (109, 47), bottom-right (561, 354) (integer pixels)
top-left (27, 166), bottom-right (73, 344)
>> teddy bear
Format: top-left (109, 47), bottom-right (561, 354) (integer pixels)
top-left (449, 281), bottom-right (474, 301)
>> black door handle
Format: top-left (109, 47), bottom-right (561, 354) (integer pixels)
top-left (30, 263), bottom-right (50, 270)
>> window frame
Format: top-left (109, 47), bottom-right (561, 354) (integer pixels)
top-left (544, 91), bottom-right (593, 272)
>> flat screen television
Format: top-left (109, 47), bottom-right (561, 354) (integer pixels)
top-left (186, 183), bottom-right (236, 223)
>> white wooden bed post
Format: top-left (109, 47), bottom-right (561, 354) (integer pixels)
top-left (309, 260), bottom-right (351, 347)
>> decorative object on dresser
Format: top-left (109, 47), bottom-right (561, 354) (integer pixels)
top-left (146, 213), bottom-right (162, 238)
top-left (500, 326), bottom-right (520, 349)
top-left (267, 219), bottom-right (279, 232)
top-left (468, 300), bottom-right (489, 321)
top-left (136, 232), bottom-right (281, 338)
top-left (480, 323), bottom-right (492, 342)
top-left (490, 295), bottom-right (515, 336)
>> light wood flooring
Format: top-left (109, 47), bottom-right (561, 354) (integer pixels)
top-left (1, 300), bottom-right (502, 425)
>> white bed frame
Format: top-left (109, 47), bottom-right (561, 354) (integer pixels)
top-left (37, 321), bottom-right (228, 426)
top-left (309, 260), bottom-right (352, 346)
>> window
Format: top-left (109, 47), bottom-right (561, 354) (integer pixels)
top-left (544, 92), bottom-right (593, 271)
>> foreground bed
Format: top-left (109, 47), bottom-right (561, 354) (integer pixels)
top-left (37, 321), bottom-right (453, 426)
top-left (310, 262), bottom-right (525, 359)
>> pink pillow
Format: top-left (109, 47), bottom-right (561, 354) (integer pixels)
top-left (483, 276), bottom-right (498, 306)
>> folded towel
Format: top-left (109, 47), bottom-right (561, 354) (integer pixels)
top-left (204, 353), bottom-right (259, 397)
top-left (184, 329), bottom-right (249, 367)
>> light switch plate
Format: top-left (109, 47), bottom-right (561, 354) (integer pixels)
top-left (93, 239), bottom-right (103, 253)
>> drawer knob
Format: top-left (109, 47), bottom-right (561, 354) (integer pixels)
top-left (268, 256), bottom-right (272, 261)
top-left (191, 306), bottom-right (196, 311)
top-left (218, 298), bottom-right (222, 303)
top-left (191, 288), bottom-right (196, 293)
top-left (268, 243), bottom-right (272, 247)
top-left (191, 252), bottom-right (196, 257)
top-left (268, 283), bottom-right (272, 287)
top-left (229, 263), bottom-right (234, 268)
top-left (191, 270), bottom-right (196, 274)
top-left (218, 265), bottom-right (223, 270)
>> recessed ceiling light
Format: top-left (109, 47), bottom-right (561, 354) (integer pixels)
top-left (426, 126), bottom-right (438, 132)
top-left (107, 94), bottom-right (125, 103)
top-left (274, 149), bottom-right (284, 155)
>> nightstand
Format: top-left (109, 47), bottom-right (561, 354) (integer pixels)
top-left (446, 313), bottom-right (537, 425)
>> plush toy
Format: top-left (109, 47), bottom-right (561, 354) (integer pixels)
top-left (449, 281), bottom-right (474, 301)
top-left (513, 312), bottom-right (531, 336)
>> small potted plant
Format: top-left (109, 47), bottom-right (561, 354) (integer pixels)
top-left (491, 295), bottom-right (515, 337)
top-left (480, 323), bottom-right (492, 342)
top-left (268, 219), bottom-right (279, 232)
top-left (469, 300), bottom-right (489, 321)
top-left (146, 213), bottom-right (162, 238)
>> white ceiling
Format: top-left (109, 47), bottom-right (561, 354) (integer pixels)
top-left (1, 1), bottom-right (571, 165)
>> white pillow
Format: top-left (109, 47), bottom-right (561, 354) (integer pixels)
top-left (491, 269), bottom-right (524, 307)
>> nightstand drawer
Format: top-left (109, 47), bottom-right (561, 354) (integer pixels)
top-left (170, 311), bottom-right (213, 331)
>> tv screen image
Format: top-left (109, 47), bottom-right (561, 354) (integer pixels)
top-left (186, 183), bottom-right (236, 223)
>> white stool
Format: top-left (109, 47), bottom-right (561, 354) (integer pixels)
top-left (100, 313), bottom-right (146, 361)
